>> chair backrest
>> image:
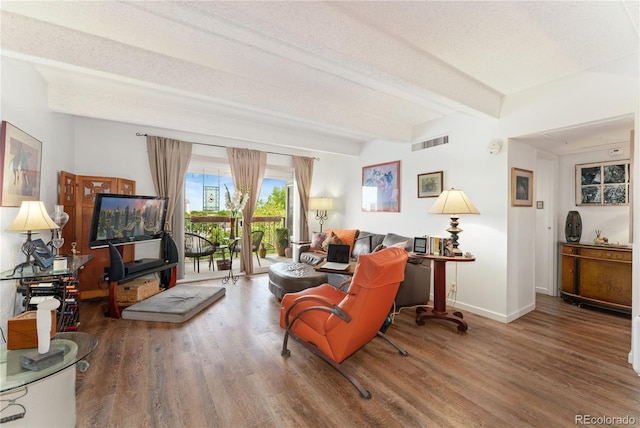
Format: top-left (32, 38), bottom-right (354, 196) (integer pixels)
top-left (325, 247), bottom-right (407, 361)
top-left (252, 230), bottom-right (264, 249)
top-left (184, 232), bottom-right (216, 257)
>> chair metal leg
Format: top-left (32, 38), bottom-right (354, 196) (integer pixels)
top-left (376, 331), bottom-right (409, 356)
top-left (255, 251), bottom-right (261, 266)
top-left (282, 330), bottom-right (372, 399)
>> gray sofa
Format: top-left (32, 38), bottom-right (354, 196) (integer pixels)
top-left (297, 231), bottom-right (431, 308)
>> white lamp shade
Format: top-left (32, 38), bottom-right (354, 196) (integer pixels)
top-left (6, 201), bottom-right (60, 232)
top-left (309, 197), bottom-right (333, 211)
top-left (429, 189), bottom-right (480, 215)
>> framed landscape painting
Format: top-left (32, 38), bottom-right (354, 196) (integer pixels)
top-left (417, 171), bottom-right (443, 198)
top-left (362, 160), bottom-right (400, 212)
top-left (1, 121), bottom-right (42, 207)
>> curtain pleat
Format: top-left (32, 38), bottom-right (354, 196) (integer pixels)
top-left (293, 156), bottom-right (315, 241)
top-left (227, 148), bottom-right (266, 274)
top-left (147, 136), bottom-right (192, 279)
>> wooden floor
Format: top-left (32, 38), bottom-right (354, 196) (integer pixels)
top-left (75, 275), bottom-right (640, 428)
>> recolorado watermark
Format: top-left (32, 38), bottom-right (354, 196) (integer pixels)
top-left (575, 414), bottom-right (636, 425)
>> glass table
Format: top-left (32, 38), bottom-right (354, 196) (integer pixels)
top-left (0, 332), bottom-right (98, 393)
top-left (0, 255), bottom-right (93, 281)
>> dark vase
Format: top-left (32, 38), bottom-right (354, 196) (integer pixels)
top-left (565, 211), bottom-right (582, 243)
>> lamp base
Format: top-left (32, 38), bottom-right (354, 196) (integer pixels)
top-left (450, 248), bottom-right (462, 257)
top-left (11, 261), bottom-right (40, 276)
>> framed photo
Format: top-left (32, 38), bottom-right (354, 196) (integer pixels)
top-left (1, 121), bottom-right (42, 207)
top-left (362, 160), bottom-right (400, 212)
top-left (575, 160), bottom-right (630, 206)
top-left (413, 237), bottom-right (427, 254)
top-left (417, 171), bottom-right (443, 198)
top-left (511, 167), bottom-right (533, 207)
top-left (32, 238), bottom-right (55, 269)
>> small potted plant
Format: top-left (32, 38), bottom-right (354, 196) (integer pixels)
top-left (275, 227), bottom-right (290, 257)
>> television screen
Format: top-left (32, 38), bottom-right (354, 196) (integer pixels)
top-left (88, 193), bottom-right (169, 249)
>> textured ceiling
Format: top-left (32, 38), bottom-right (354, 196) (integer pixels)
top-left (1, 1), bottom-right (638, 156)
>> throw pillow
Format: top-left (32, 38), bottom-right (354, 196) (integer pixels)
top-left (321, 232), bottom-right (343, 251)
top-left (373, 243), bottom-right (386, 252)
top-left (390, 240), bottom-right (408, 251)
top-left (310, 232), bottom-right (327, 250)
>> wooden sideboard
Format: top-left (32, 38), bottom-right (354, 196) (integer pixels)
top-left (558, 242), bottom-right (632, 314)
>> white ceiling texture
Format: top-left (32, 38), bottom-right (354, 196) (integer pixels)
top-left (1, 1), bottom-right (639, 156)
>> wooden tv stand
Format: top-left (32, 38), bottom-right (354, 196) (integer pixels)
top-left (106, 234), bottom-right (179, 319)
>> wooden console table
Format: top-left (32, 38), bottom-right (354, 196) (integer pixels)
top-left (558, 242), bottom-right (632, 314)
top-left (409, 253), bottom-right (475, 332)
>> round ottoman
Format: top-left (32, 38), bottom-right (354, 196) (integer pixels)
top-left (268, 262), bottom-right (328, 300)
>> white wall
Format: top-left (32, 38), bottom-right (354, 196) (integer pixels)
top-left (0, 56), bottom-right (74, 332)
top-left (558, 149), bottom-right (632, 245)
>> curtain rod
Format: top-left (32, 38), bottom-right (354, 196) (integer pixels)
top-left (136, 132), bottom-right (319, 161)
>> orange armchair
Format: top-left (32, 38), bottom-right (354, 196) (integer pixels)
top-left (280, 247), bottom-right (409, 399)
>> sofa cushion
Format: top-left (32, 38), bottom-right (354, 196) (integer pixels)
top-left (352, 231), bottom-right (385, 259)
top-left (324, 229), bottom-right (359, 255)
top-left (382, 233), bottom-right (413, 252)
top-left (321, 232), bottom-right (343, 251)
top-left (310, 232), bottom-right (327, 250)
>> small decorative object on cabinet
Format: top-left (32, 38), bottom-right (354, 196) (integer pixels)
top-left (564, 210), bottom-right (582, 243)
top-left (558, 242), bottom-right (631, 314)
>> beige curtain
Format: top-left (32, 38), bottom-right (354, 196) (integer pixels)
top-left (293, 156), bottom-right (315, 241)
top-left (147, 136), bottom-right (192, 278)
top-left (147, 136), bottom-right (192, 229)
top-left (227, 148), bottom-right (266, 275)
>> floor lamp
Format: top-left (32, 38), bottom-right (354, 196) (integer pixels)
top-left (309, 197), bottom-right (333, 233)
top-left (429, 188), bottom-right (480, 256)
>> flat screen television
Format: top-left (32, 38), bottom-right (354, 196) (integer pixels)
top-left (88, 193), bottom-right (169, 249)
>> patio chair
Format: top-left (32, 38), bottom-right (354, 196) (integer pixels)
top-left (234, 230), bottom-right (265, 266)
top-left (184, 232), bottom-right (218, 273)
top-left (279, 247), bottom-right (408, 399)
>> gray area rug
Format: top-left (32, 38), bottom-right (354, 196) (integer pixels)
top-left (121, 284), bottom-right (226, 323)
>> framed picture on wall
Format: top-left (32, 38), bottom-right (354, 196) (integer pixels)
top-left (575, 160), bottom-right (630, 206)
top-left (511, 167), bottom-right (533, 207)
top-left (1, 121), bottom-right (42, 207)
top-left (417, 171), bottom-right (443, 198)
top-left (361, 160), bottom-right (400, 212)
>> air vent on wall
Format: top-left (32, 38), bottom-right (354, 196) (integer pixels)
top-left (412, 135), bottom-right (449, 151)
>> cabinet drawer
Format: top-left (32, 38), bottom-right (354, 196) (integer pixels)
top-left (580, 248), bottom-right (632, 262)
top-left (561, 245), bottom-right (577, 255)
top-left (578, 259), bottom-right (632, 306)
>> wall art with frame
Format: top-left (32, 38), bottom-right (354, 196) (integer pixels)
top-left (511, 167), bottom-right (533, 207)
top-left (1, 121), bottom-right (42, 207)
top-left (361, 160), bottom-right (400, 212)
top-left (575, 160), bottom-right (630, 206)
top-left (417, 170), bottom-right (443, 198)
top-left (32, 238), bottom-right (55, 269)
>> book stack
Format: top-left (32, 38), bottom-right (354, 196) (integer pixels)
top-left (423, 236), bottom-right (454, 257)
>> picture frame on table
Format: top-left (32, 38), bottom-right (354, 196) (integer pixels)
top-left (1, 121), bottom-right (42, 207)
top-left (361, 160), bottom-right (400, 212)
top-left (417, 171), bottom-right (443, 198)
top-left (32, 238), bottom-right (55, 269)
top-left (511, 167), bottom-right (533, 207)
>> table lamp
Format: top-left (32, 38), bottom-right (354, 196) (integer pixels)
top-left (6, 200), bottom-right (59, 274)
top-left (429, 188), bottom-right (479, 256)
top-left (309, 197), bottom-right (333, 232)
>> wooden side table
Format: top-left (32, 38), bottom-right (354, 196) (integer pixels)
top-left (410, 253), bottom-right (475, 332)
